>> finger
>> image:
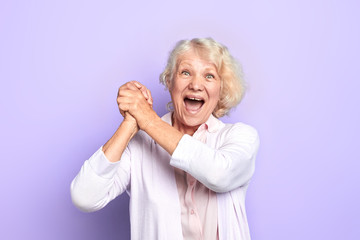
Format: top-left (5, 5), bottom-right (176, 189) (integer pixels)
top-left (131, 81), bottom-right (149, 99)
top-left (118, 84), bottom-right (132, 98)
top-left (146, 89), bottom-right (153, 105)
top-left (142, 88), bottom-right (149, 99)
top-left (124, 111), bottom-right (133, 118)
top-left (122, 82), bottom-right (149, 102)
top-left (118, 101), bottom-right (130, 112)
top-left (118, 88), bottom-right (141, 99)
top-left (117, 96), bottom-right (136, 107)
top-left (118, 82), bottom-right (135, 91)
top-left (119, 109), bottom-right (126, 117)
top-left (129, 81), bottom-right (144, 92)
top-left (132, 81), bottom-right (142, 89)
top-left (118, 82), bottom-right (139, 96)
top-left (125, 81), bottom-right (139, 91)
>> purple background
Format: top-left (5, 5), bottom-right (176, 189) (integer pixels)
top-left (1, 0), bottom-right (359, 239)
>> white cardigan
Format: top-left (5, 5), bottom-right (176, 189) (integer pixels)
top-left (71, 113), bottom-right (260, 240)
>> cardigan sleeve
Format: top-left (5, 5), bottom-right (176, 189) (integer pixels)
top-left (70, 146), bottom-right (131, 212)
top-left (170, 123), bottom-right (259, 193)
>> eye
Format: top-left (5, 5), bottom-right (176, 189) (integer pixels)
top-left (181, 70), bottom-right (190, 76)
top-left (206, 73), bottom-right (215, 79)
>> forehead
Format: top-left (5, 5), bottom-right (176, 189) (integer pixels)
top-left (177, 49), bottom-right (218, 70)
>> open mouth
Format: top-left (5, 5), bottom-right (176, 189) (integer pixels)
top-left (184, 97), bottom-right (205, 112)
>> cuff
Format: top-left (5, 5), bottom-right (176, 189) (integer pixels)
top-left (88, 146), bottom-right (120, 179)
top-left (170, 134), bottom-right (194, 171)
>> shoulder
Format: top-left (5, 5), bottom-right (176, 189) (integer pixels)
top-left (218, 121), bottom-right (259, 144)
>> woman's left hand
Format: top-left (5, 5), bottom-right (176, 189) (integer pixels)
top-left (117, 81), bottom-right (158, 131)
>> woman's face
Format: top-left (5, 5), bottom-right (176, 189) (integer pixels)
top-left (169, 49), bottom-right (221, 134)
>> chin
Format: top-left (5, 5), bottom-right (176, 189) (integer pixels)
top-left (182, 114), bottom-right (208, 127)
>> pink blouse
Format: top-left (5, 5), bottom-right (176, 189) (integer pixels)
top-left (175, 119), bottom-right (220, 240)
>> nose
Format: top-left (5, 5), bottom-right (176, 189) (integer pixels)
top-left (189, 75), bottom-right (204, 91)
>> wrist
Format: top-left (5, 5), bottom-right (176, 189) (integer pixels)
top-left (139, 112), bottom-right (160, 133)
top-left (122, 118), bottom-right (139, 136)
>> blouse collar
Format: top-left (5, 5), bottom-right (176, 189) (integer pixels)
top-left (161, 112), bottom-right (221, 134)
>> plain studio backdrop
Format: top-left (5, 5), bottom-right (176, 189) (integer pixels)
top-left (0, 0), bottom-right (359, 239)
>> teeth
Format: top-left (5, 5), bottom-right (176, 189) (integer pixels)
top-left (188, 97), bottom-right (202, 101)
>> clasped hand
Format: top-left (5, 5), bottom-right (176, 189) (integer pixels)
top-left (117, 81), bottom-right (157, 131)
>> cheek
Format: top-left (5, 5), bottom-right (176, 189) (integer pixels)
top-left (210, 85), bottom-right (221, 103)
top-left (170, 86), bottom-right (182, 103)
top-left (172, 81), bottom-right (186, 98)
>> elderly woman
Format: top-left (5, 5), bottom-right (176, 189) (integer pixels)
top-left (71, 38), bottom-right (259, 239)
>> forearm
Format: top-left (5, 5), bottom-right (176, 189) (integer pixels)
top-left (71, 159), bottom-right (116, 212)
top-left (71, 147), bottom-right (130, 212)
top-left (170, 124), bottom-right (260, 192)
top-left (171, 136), bottom-right (255, 192)
top-left (71, 119), bottom-right (135, 211)
top-left (103, 119), bottom-right (138, 162)
top-left (143, 115), bottom-right (184, 155)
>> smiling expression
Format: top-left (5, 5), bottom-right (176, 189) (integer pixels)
top-left (168, 49), bottom-right (221, 135)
